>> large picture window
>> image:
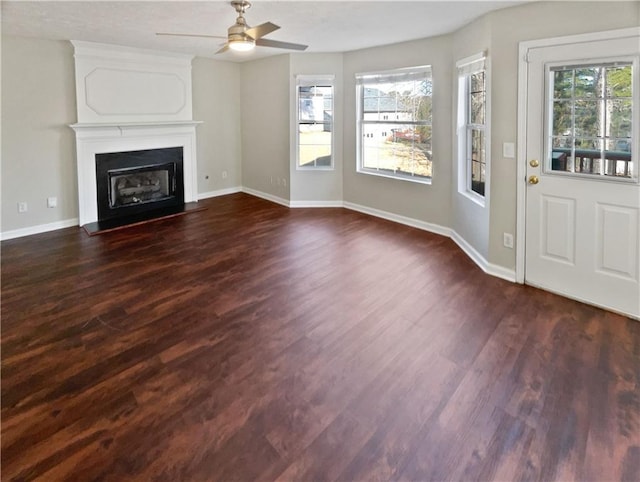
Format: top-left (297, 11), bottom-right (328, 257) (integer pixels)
top-left (457, 54), bottom-right (487, 199)
top-left (296, 75), bottom-right (334, 169)
top-left (356, 66), bottom-right (432, 182)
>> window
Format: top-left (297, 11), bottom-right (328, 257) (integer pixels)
top-left (356, 66), bottom-right (432, 182)
top-left (457, 53), bottom-right (487, 200)
top-left (547, 61), bottom-right (634, 180)
top-left (296, 75), bottom-right (334, 169)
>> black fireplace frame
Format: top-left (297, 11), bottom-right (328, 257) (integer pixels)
top-left (95, 147), bottom-right (184, 222)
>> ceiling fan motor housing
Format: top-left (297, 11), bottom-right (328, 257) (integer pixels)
top-left (229, 22), bottom-right (251, 41)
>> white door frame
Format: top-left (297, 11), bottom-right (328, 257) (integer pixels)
top-left (515, 27), bottom-right (640, 284)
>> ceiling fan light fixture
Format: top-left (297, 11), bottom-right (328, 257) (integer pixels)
top-left (159, 0), bottom-right (307, 55)
top-left (228, 38), bottom-right (255, 52)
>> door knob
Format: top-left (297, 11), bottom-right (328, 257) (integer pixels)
top-left (528, 175), bottom-right (539, 185)
top-left (529, 159), bottom-right (539, 167)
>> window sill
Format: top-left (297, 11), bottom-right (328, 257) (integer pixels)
top-left (459, 189), bottom-right (486, 207)
top-left (296, 166), bottom-right (335, 172)
top-left (357, 168), bottom-right (432, 185)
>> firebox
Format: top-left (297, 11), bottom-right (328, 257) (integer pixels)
top-left (95, 147), bottom-right (184, 222)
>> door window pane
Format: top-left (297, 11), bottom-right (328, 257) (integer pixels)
top-left (606, 66), bottom-right (632, 97)
top-left (574, 67), bottom-right (602, 98)
top-left (548, 63), bottom-right (634, 179)
top-left (552, 101), bottom-right (572, 136)
top-left (607, 99), bottom-right (632, 138)
top-left (553, 70), bottom-right (573, 98)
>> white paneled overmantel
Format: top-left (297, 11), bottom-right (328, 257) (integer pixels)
top-left (71, 40), bottom-right (194, 124)
top-left (69, 41), bottom-right (202, 226)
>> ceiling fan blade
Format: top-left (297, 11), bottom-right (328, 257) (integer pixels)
top-left (215, 44), bottom-right (230, 55)
top-left (156, 32), bottom-right (227, 40)
top-left (255, 38), bottom-right (308, 51)
top-left (245, 22), bottom-right (280, 40)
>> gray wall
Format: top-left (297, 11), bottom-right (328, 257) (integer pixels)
top-left (1, 36), bottom-right (78, 231)
top-left (192, 57), bottom-right (242, 194)
top-left (240, 54), bottom-right (291, 200)
top-left (289, 53), bottom-right (344, 204)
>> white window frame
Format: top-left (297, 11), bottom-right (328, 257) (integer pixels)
top-left (356, 65), bottom-right (433, 184)
top-left (457, 52), bottom-right (490, 206)
top-left (295, 75), bottom-right (335, 170)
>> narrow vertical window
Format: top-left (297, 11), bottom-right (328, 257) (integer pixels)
top-left (296, 76), bottom-right (334, 169)
top-left (468, 71), bottom-right (486, 195)
top-left (457, 53), bottom-right (488, 201)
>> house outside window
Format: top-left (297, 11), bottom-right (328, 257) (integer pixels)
top-left (457, 53), bottom-right (488, 202)
top-left (356, 66), bottom-right (432, 183)
top-left (296, 75), bottom-right (334, 169)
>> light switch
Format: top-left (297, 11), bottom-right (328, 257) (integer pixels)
top-left (503, 142), bottom-right (515, 159)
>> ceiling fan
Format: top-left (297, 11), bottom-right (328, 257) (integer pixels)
top-left (157, 0), bottom-right (308, 54)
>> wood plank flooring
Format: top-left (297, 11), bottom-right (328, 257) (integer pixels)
top-left (2, 193), bottom-right (639, 481)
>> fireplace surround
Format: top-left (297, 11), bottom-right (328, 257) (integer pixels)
top-left (71, 122), bottom-right (200, 227)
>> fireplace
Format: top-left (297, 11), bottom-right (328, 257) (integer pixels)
top-left (95, 147), bottom-right (184, 222)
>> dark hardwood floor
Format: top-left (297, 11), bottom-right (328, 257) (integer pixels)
top-left (2, 193), bottom-right (639, 481)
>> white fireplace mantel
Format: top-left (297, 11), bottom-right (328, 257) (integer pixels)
top-left (71, 121), bottom-right (202, 226)
top-left (70, 120), bottom-right (202, 131)
top-left (70, 41), bottom-right (202, 227)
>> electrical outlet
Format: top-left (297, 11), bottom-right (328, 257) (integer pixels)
top-left (18, 202), bottom-right (28, 213)
top-left (222, 170), bottom-right (228, 179)
top-left (282, 178), bottom-right (287, 187)
top-left (503, 233), bottom-right (514, 249)
top-left (47, 197), bottom-right (58, 208)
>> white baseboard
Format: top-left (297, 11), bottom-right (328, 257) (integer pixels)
top-left (1, 218), bottom-right (79, 241)
top-left (210, 187), bottom-right (342, 209)
top-left (450, 230), bottom-right (488, 271)
top-left (485, 262), bottom-right (517, 283)
top-left (198, 186), bottom-right (242, 200)
top-left (343, 201), bottom-right (452, 237)
top-left (241, 187), bottom-right (290, 208)
top-left (289, 200), bottom-right (344, 208)
top-left (343, 201), bottom-right (516, 283)
top-left (450, 231), bottom-right (517, 282)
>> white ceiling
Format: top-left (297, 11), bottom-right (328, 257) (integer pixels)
top-left (2, 0), bottom-right (532, 62)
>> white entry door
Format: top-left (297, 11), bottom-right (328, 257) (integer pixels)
top-left (523, 29), bottom-right (640, 319)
